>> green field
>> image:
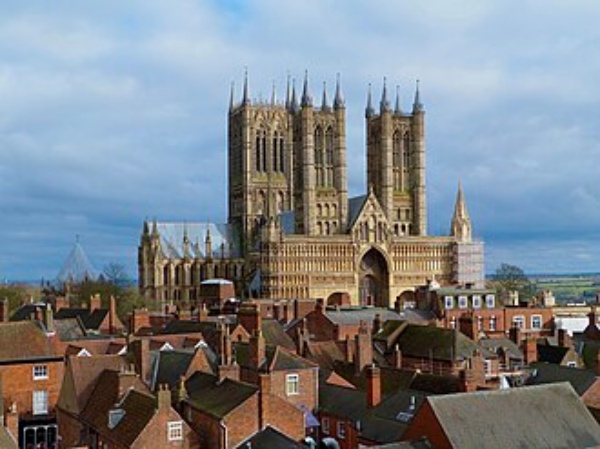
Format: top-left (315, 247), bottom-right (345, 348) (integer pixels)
top-left (530, 274), bottom-right (600, 304)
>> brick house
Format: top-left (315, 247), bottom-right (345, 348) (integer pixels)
top-left (403, 383), bottom-right (600, 448)
top-left (0, 320), bottom-right (64, 448)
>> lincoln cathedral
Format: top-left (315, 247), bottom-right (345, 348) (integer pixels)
top-left (138, 73), bottom-right (484, 307)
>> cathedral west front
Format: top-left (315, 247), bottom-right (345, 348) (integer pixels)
top-left (138, 73), bottom-right (484, 308)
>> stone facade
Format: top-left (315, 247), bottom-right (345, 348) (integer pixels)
top-left (138, 73), bottom-right (484, 308)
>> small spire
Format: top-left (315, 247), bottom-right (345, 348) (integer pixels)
top-left (242, 68), bottom-right (250, 105)
top-left (394, 85), bottom-right (403, 115)
top-left (451, 181), bottom-right (472, 242)
top-left (333, 73), bottom-right (344, 109)
top-left (143, 218), bottom-right (150, 235)
top-left (229, 81), bottom-right (235, 111)
top-left (380, 77), bottom-right (391, 113)
top-left (151, 217), bottom-right (158, 236)
top-left (271, 81), bottom-right (276, 105)
top-left (285, 72), bottom-right (291, 108)
top-left (290, 78), bottom-right (299, 112)
top-left (365, 83), bottom-right (375, 118)
top-left (413, 79), bottom-right (424, 113)
top-left (321, 82), bottom-right (330, 111)
top-left (301, 70), bottom-right (312, 107)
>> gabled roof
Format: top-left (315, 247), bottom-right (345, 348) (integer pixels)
top-left (325, 307), bottom-right (402, 326)
top-left (347, 194), bottom-right (368, 229)
top-left (527, 362), bottom-right (597, 396)
top-left (395, 325), bottom-right (481, 361)
top-left (425, 383), bottom-right (600, 449)
top-left (478, 337), bottom-right (522, 360)
top-left (346, 191), bottom-right (388, 232)
top-left (235, 426), bottom-right (307, 449)
top-left (536, 344), bottom-right (570, 364)
top-left (234, 342), bottom-right (317, 372)
top-left (0, 321), bottom-right (57, 361)
top-left (261, 319), bottom-right (296, 351)
top-left (185, 371), bottom-right (258, 419)
top-left (54, 318), bottom-right (87, 341)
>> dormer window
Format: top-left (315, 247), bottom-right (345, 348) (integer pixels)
top-left (444, 296), bottom-right (454, 310)
top-left (485, 294), bottom-right (495, 309)
top-left (108, 409), bottom-right (125, 429)
top-left (472, 295), bottom-right (482, 309)
top-left (458, 296), bottom-right (468, 309)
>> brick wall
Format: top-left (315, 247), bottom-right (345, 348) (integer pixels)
top-left (269, 369), bottom-right (318, 410)
top-left (403, 401), bottom-right (452, 449)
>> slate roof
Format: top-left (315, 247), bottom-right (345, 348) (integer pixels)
top-left (395, 325), bottom-right (483, 361)
top-left (325, 307), bottom-right (402, 326)
top-left (154, 222), bottom-right (240, 259)
top-left (425, 383), bottom-right (600, 449)
top-left (0, 426), bottom-right (18, 449)
top-left (0, 321), bottom-right (57, 361)
top-left (185, 371), bottom-right (258, 419)
top-left (261, 319), bottom-right (296, 351)
top-left (347, 194), bottom-right (368, 229)
top-left (319, 383), bottom-right (427, 444)
top-left (408, 373), bottom-right (462, 395)
top-left (369, 439), bottom-right (433, 449)
top-left (477, 337), bottom-right (522, 360)
top-left (54, 318), bottom-right (87, 341)
top-left (235, 426), bottom-right (307, 448)
top-left (235, 342), bottom-right (317, 372)
top-left (536, 344), bottom-right (570, 364)
top-left (527, 362), bottom-right (597, 396)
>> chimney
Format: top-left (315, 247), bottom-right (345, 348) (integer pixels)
top-left (174, 376), bottom-right (188, 407)
top-left (109, 296), bottom-right (119, 334)
top-left (131, 339), bottom-right (150, 385)
top-left (509, 325), bottom-right (522, 346)
top-left (315, 298), bottom-right (324, 314)
top-left (557, 329), bottom-right (571, 348)
top-left (522, 337), bottom-right (537, 365)
top-left (249, 329), bottom-right (266, 372)
top-left (238, 302), bottom-right (262, 336)
top-left (54, 295), bottom-right (69, 311)
top-left (130, 308), bottom-right (150, 334)
top-left (90, 294), bottom-right (102, 311)
top-left (0, 298), bottom-right (8, 322)
top-left (44, 303), bottom-right (55, 335)
top-left (157, 384), bottom-right (172, 410)
top-left (258, 373), bottom-right (271, 428)
top-left (282, 301), bottom-right (290, 324)
top-left (293, 299), bottom-right (300, 321)
top-left (355, 321), bottom-right (372, 375)
top-left (34, 306), bottom-right (43, 323)
top-left (393, 345), bottom-right (403, 369)
top-left (459, 314), bottom-right (477, 341)
top-left (366, 364), bottom-right (381, 408)
top-left (345, 334), bottom-right (353, 364)
top-left (117, 367), bottom-right (139, 397)
top-left (372, 314), bottom-right (382, 335)
top-left (5, 403), bottom-right (18, 443)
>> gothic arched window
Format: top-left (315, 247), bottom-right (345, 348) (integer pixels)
top-left (325, 127), bottom-right (334, 187)
top-left (393, 130), bottom-right (401, 190)
top-left (314, 126), bottom-right (324, 186)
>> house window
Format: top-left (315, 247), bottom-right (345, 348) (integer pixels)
top-left (32, 390), bottom-right (48, 415)
top-left (485, 294), bottom-right (495, 308)
top-left (337, 421), bottom-right (346, 439)
top-left (512, 315), bottom-right (525, 329)
top-left (484, 359), bottom-right (492, 377)
top-left (444, 296), bottom-right (454, 310)
top-left (450, 316), bottom-right (456, 329)
top-left (322, 417), bottom-right (330, 434)
top-left (472, 295), bottom-right (482, 309)
top-left (458, 296), bottom-right (468, 309)
top-left (168, 421), bottom-right (183, 441)
top-left (286, 374), bottom-right (299, 395)
top-left (566, 361), bottom-right (577, 368)
top-left (33, 365), bottom-right (49, 380)
top-left (489, 316), bottom-right (496, 331)
top-left (477, 316), bottom-right (484, 331)
top-left (531, 315), bottom-right (542, 330)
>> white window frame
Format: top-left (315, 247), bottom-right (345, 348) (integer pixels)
top-left (566, 361), bottom-right (577, 368)
top-left (450, 316), bottom-right (456, 329)
top-left (167, 421), bottom-right (183, 441)
top-left (444, 296), bottom-right (454, 310)
top-left (512, 315), bottom-right (525, 329)
top-left (458, 296), bottom-right (468, 309)
top-left (322, 417), bottom-right (330, 434)
top-left (472, 295), bottom-right (482, 309)
top-left (32, 390), bottom-right (48, 415)
top-left (33, 364), bottom-right (49, 380)
top-left (489, 316), bottom-right (496, 331)
top-left (485, 294), bottom-right (495, 309)
top-left (477, 316), bottom-right (484, 331)
top-left (531, 315), bottom-right (542, 330)
top-left (286, 373), bottom-right (299, 396)
top-left (337, 421), bottom-right (346, 439)
top-left (484, 359), bottom-right (492, 377)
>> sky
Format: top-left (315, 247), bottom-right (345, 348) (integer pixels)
top-left (2, 0), bottom-right (600, 281)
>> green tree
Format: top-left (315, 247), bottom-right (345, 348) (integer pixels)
top-left (0, 284), bottom-right (40, 314)
top-left (489, 263), bottom-right (535, 298)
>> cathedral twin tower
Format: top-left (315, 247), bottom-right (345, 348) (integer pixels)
top-left (139, 72), bottom-right (484, 307)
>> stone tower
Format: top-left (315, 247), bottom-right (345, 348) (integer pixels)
top-left (228, 72), bottom-right (348, 252)
top-left (365, 80), bottom-right (427, 236)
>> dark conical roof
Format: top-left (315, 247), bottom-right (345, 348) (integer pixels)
top-left (57, 239), bottom-right (98, 284)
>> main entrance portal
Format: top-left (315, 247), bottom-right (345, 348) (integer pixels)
top-left (359, 248), bottom-right (389, 307)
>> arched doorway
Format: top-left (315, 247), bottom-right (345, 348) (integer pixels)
top-left (359, 248), bottom-right (389, 307)
top-left (327, 292), bottom-right (351, 306)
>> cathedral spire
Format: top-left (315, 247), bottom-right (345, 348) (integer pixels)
top-left (394, 85), bottom-right (403, 115)
top-left (412, 79), bottom-right (424, 113)
top-left (271, 81), bottom-right (277, 106)
top-left (151, 217), bottom-right (159, 236)
top-left (365, 83), bottom-right (375, 118)
top-left (229, 81), bottom-right (235, 111)
top-left (450, 181), bottom-right (472, 243)
top-left (333, 73), bottom-right (344, 109)
top-left (380, 77), bottom-right (391, 113)
top-left (290, 78), bottom-right (299, 112)
top-left (205, 225), bottom-right (213, 258)
top-left (321, 82), bottom-right (330, 111)
top-left (242, 68), bottom-right (250, 105)
top-left (285, 72), bottom-right (291, 109)
top-left (301, 70), bottom-right (312, 107)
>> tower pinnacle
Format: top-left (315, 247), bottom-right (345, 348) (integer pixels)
top-left (412, 79), bottom-right (424, 113)
top-left (450, 181), bottom-right (472, 242)
top-left (301, 70), bottom-right (312, 107)
top-left (334, 73), bottom-right (345, 109)
top-left (321, 82), bottom-right (330, 111)
top-left (380, 77), bottom-right (391, 113)
top-left (365, 84), bottom-right (375, 118)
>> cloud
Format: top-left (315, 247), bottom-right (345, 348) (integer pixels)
top-left (1, 0), bottom-right (600, 280)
